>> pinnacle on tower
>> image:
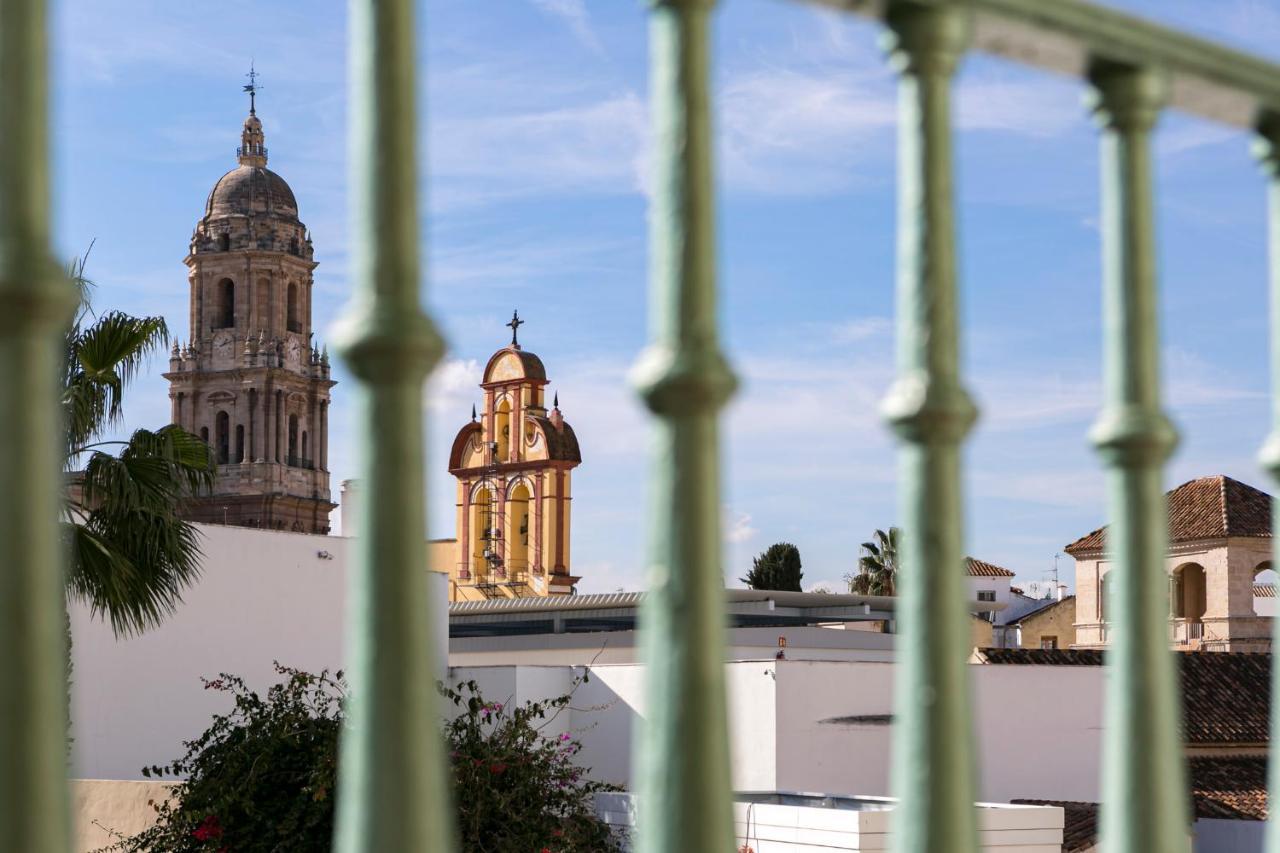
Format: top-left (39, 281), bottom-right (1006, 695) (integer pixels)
top-left (237, 65), bottom-right (268, 167)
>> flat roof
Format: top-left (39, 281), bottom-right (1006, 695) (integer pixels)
top-left (449, 589), bottom-right (1000, 638)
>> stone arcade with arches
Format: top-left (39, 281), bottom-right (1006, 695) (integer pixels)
top-left (164, 99), bottom-right (335, 533)
top-left (447, 318), bottom-right (582, 601)
top-left (1069, 475), bottom-right (1275, 651)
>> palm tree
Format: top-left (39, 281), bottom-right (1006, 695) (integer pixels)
top-left (62, 248), bottom-right (215, 636)
top-left (846, 527), bottom-right (900, 596)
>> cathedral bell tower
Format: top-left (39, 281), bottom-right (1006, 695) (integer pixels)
top-left (165, 77), bottom-right (336, 533)
top-left (447, 313), bottom-right (582, 600)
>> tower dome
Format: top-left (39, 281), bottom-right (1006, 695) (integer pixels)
top-left (204, 165), bottom-right (299, 220)
top-left (203, 112), bottom-right (299, 220)
top-left (190, 103), bottom-right (311, 260)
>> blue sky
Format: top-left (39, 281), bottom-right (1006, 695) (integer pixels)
top-left (51, 0), bottom-right (1280, 594)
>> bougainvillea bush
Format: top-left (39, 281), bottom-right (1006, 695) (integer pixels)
top-left (101, 666), bottom-right (622, 852)
top-left (103, 664), bottom-right (341, 852)
top-left (444, 678), bottom-right (623, 853)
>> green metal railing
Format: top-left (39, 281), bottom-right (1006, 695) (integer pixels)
top-left (5, 0), bottom-right (1280, 851)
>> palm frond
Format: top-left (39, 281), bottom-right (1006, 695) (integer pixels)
top-left (70, 426), bottom-right (213, 637)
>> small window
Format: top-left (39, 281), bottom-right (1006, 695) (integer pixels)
top-left (219, 233), bottom-right (231, 251)
top-left (1040, 636), bottom-right (1059, 650)
top-left (977, 591), bottom-right (996, 602)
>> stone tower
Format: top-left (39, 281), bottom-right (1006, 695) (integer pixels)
top-left (165, 95), bottom-right (336, 533)
top-left (447, 314), bottom-right (582, 600)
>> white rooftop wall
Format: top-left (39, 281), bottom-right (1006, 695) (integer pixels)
top-left (70, 523), bottom-right (448, 780)
top-left (449, 660), bottom-right (1105, 804)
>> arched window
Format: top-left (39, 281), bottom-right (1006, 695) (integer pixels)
top-left (235, 424), bottom-right (245, 464)
top-left (216, 278), bottom-right (235, 328)
top-left (287, 282), bottom-right (300, 333)
top-left (471, 487), bottom-right (498, 579)
top-left (507, 482), bottom-right (532, 579)
top-left (1254, 561), bottom-right (1276, 616)
top-left (1171, 563), bottom-right (1207, 622)
top-left (215, 411), bottom-right (230, 465)
top-left (288, 413), bottom-right (299, 465)
top-left (200, 426), bottom-right (209, 444)
top-left (219, 233), bottom-right (231, 251)
top-left (495, 398), bottom-right (512, 462)
top-left (275, 391), bottom-right (284, 462)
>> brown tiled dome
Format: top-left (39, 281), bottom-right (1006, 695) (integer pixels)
top-left (205, 165), bottom-right (298, 220)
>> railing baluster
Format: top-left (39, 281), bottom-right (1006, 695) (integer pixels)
top-left (632, 0), bottom-right (738, 851)
top-left (332, 0), bottom-right (453, 850)
top-left (0, 0), bottom-right (76, 848)
top-left (879, 4), bottom-right (979, 852)
top-left (1085, 61), bottom-right (1189, 853)
top-left (1254, 113), bottom-right (1280, 853)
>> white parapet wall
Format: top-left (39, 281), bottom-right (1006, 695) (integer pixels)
top-left (73, 779), bottom-right (178, 853)
top-left (595, 792), bottom-right (1064, 852)
top-left (70, 522), bottom-right (450, 781)
top-left (450, 658), bottom-right (1106, 804)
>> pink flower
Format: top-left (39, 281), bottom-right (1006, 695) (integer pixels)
top-left (193, 814), bottom-right (223, 842)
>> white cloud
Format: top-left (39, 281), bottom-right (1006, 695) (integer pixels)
top-left (427, 358), bottom-right (484, 418)
top-left (427, 94), bottom-right (648, 208)
top-left (725, 510), bottom-right (757, 544)
top-left (528, 0), bottom-right (603, 54)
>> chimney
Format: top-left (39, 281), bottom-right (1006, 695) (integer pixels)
top-left (340, 479), bottom-right (360, 536)
top-left (1056, 583), bottom-right (1066, 601)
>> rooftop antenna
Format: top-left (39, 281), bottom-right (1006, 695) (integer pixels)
top-left (243, 61), bottom-right (262, 115)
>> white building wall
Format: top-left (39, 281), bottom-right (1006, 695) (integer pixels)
top-left (451, 660), bottom-right (1105, 805)
top-left (449, 662), bottom-right (780, 792)
top-left (70, 523), bottom-right (448, 780)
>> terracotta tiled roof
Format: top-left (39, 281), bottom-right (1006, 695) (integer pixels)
top-left (1180, 653), bottom-right (1271, 746)
top-left (529, 415), bottom-right (581, 463)
top-left (974, 648), bottom-right (1103, 666)
top-left (966, 557), bottom-right (1016, 578)
top-left (1189, 757), bottom-right (1268, 820)
top-left (974, 650), bottom-right (1271, 746)
top-left (1010, 800), bottom-right (1099, 852)
top-left (1255, 583), bottom-right (1276, 599)
top-left (1064, 475), bottom-right (1272, 555)
top-left (1013, 767), bottom-right (1268, 848)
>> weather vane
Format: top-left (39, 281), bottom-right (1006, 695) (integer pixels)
top-left (506, 310), bottom-right (524, 347)
top-left (243, 61), bottom-right (262, 115)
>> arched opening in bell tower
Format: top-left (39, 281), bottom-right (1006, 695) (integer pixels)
top-left (216, 278), bottom-right (235, 329)
top-left (506, 482), bottom-right (531, 580)
top-left (287, 282), bottom-right (301, 333)
top-left (288, 414), bottom-right (299, 465)
top-left (471, 487), bottom-right (499, 579)
top-left (495, 397), bottom-right (512, 462)
top-left (215, 411), bottom-right (230, 465)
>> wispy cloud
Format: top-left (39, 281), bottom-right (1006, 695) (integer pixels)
top-left (527, 0), bottom-right (603, 54)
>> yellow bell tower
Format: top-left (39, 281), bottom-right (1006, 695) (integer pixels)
top-left (447, 313), bottom-right (582, 601)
